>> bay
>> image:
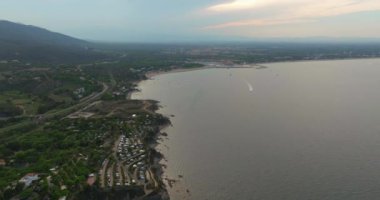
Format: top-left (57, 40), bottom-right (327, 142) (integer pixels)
top-left (132, 59), bottom-right (380, 200)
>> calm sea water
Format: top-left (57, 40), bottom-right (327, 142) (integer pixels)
top-left (132, 59), bottom-right (380, 200)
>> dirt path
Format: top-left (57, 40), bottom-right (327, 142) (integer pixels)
top-left (121, 165), bottom-right (130, 184)
top-left (115, 164), bottom-right (123, 186)
top-left (107, 163), bottom-right (114, 187)
top-left (99, 159), bottom-right (109, 188)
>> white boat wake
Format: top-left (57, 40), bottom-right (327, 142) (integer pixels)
top-left (244, 80), bottom-right (253, 92)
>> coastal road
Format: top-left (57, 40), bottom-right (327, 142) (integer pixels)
top-left (41, 81), bottom-right (109, 120)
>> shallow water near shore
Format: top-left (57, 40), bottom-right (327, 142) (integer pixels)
top-left (132, 58), bottom-right (380, 200)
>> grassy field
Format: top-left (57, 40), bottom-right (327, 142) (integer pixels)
top-left (0, 91), bottom-right (41, 116)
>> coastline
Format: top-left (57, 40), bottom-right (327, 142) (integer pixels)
top-left (128, 89), bottom-right (172, 199)
top-left (147, 117), bottom-right (171, 200)
top-left (145, 66), bottom-right (212, 79)
top-left (146, 57), bottom-right (380, 79)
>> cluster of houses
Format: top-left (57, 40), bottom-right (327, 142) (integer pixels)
top-left (112, 84), bottom-right (130, 98)
top-left (117, 134), bottom-right (147, 183)
top-left (99, 131), bottom-right (149, 189)
top-left (73, 87), bottom-right (85, 99)
top-left (117, 135), bottom-right (146, 162)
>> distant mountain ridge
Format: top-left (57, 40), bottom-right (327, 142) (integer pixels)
top-left (0, 20), bottom-right (87, 45)
top-left (0, 20), bottom-right (105, 63)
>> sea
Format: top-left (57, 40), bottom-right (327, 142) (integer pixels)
top-left (132, 58), bottom-right (380, 200)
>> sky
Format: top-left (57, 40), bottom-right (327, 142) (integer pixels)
top-left (1, 0), bottom-right (380, 42)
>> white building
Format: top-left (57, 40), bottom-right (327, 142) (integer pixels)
top-left (19, 173), bottom-right (39, 187)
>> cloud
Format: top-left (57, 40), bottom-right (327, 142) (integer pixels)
top-left (205, 18), bottom-right (315, 29)
top-left (205, 0), bottom-right (380, 28)
top-left (208, 0), bottom-right (258, 12)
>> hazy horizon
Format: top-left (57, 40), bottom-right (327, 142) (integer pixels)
top-left (1, 0), bottom-right (380, 42)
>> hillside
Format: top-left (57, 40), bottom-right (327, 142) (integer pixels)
top-left (0, 20), bottom-right (106, 63)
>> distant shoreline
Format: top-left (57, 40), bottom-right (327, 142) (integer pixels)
top-left (145, 66), bottom-right (212, 79)
top-left (144, 57), bottom-right (380, 79)
top-left (254, 56), bottom-right (380, 66)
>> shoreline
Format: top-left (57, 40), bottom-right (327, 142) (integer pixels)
top-left (145, 66), bottom-right (212, 79)
top-left (145, 57), bottom-right (380, 79)
top-left (147, 118), bottom-right (171, 199)
top-left (127, 90), bottom-right (172, 199)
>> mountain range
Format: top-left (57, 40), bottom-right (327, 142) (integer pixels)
top-left (0, 20), bottom-right (106, 63)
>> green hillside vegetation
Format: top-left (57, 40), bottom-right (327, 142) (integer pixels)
top-left (0, 118), bottom-right (114, 198)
